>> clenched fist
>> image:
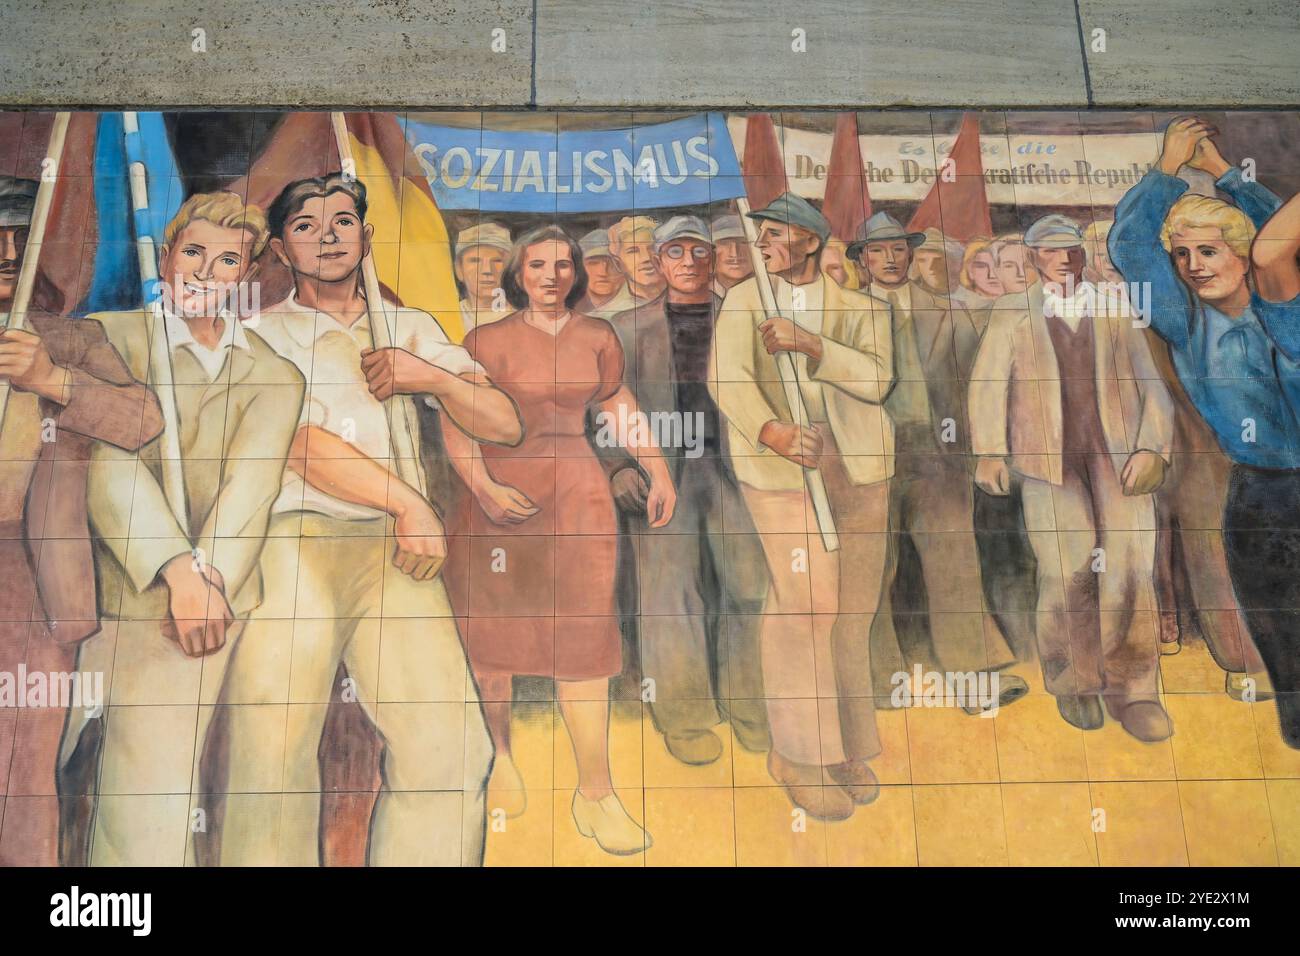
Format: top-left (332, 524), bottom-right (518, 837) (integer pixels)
top-left (1157, 117), bottom-right (1218, 177)
top-left (610, 467), bottom-right (649, 514)
top-left (0, 328), bottom-right (69, 403)
top-left (975, 457), bottom-right (1011, 496)
top-left (759, 317), bottom-right (822, 361)
top-left (759, 420), bottom-right (823, 469)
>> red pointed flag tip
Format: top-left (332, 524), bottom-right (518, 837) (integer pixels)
top-left (26, 112), bottom-right (98, 314)
top-left (907, 112), bottom-right (993, 243)
top-left (741, 113), bottom-right (789, 211)
top-left (823, 112), bottom-right (872, 242)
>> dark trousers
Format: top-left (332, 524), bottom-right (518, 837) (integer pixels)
top-left (634, 454), bottom-right (769, 739)
top-left (1223, 465), bottom-right (1300, 747)
top-left (871, 453), bottom-right (1016, 685)
top-left (973, 480), bottom-right (1039, 663)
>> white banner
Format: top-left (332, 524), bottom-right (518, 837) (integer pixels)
top-left (727, 117), bottom-right (1162, 207)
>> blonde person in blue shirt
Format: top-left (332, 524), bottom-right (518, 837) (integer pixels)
top-left (1110, 116), bottom-right (1300, 748)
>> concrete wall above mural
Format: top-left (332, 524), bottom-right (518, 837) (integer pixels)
top-left (2, 2), bottom-right (1299, 109)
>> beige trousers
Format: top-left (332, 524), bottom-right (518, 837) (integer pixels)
top-left (739, 436), bottom-right (890, 767)
top-left (65, 614), bottom-right (240, 866)
top-left (215, 513), bottom-right (492, 867)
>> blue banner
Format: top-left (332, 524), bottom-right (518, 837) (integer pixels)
top-left (401, 112), bottom-right (744, 213)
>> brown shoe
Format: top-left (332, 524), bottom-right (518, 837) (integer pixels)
top-left (664, 730), bottom-right (724, 766)
top-left (1225, 671), bottom-right (1275, 702)
top-left (1118, 700), bottom-right (1174, 742)
top-left (825, 760), bottom-right (880, 806)
top-left (768, 751), bottom-right (854, 821)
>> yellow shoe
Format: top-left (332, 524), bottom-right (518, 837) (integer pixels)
top-left (571, 792), bottom-right (652, 855)
top-left (486, 755), bottom-right (527, 819)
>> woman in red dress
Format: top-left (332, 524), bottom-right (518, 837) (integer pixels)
top-left (444, 225), bottom-right (676, 855)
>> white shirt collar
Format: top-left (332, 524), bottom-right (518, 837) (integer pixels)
top-left (1042, 281), bottom-right (1094, 331)
top-left (158, 301), bottom-right (250, 379)
top-left (158, 300), bottom-right (250, 350)
top-left (280, 289), bottom-right (392, 332)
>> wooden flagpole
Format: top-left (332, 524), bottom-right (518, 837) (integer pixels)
top-left (732, 118), bottom-right (838, 552)
top-left (124, 111), bottom-right (189, 531)
top-left (0, 111), bottom-right (71, 427)
top-left (329, 112), bottom-right (426, 493)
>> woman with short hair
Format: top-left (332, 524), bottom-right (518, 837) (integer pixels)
top-left (443, 225), bottom-right (677, 855)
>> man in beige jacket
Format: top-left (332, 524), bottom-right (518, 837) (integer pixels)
top-left (969, 214), bottom-right (1175, 741)
top-left (62, 192), bottom-right (306, 865)
top-left (711, 193), bottom-right (894, 822)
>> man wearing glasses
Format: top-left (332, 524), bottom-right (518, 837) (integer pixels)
top-left (594, 215), bottom-right (769, 765)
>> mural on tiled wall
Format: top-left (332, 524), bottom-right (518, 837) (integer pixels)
top-left (1, 109), bottom-right (1298, 867)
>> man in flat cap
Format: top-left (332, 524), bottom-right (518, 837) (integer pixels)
top-left (710, 192), bottom-right (895, 820)
top-left (455, 222), bottom-right (512, 332)
top-left (609, 216), bottom-right (665, 307)
top-left (0, 176), bottom-right (163, 865)
top-left (594, 215), bottom-right (769, 765)
top-left (710, 214), bottom-right (753, 300)
top-left (850, 212), bottom-right (1026, 714)
top-left (577, 228), bottom-right (634, 320)
top-left (970, 213), bottom-right (1175, 740)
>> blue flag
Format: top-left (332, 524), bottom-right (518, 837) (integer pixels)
top-left (82, 112), bottom-right (182, 312)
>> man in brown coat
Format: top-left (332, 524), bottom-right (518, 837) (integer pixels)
top-left (0, 176), bottom-right (164, 865)
top-left (970, 214), bottom-right (1175, 740)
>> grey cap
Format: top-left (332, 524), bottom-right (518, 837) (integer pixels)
top-left (652, 215), bottom-right (712, 252)
top-left (710, 214), bottom-right (746, 242)
top-left (746, 192), bottom-right (831, 244)
top-left (579, 228), bottom-right (615, 259)
top-left (1024, 214), bottom-right (1085, 249)
top-left (846, 211), bottom-right (926, 260)
top-left (0, 177), bottom-right (38, 229)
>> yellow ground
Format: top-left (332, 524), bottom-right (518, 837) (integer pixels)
top-left (485, 639), bottom-right (1300, 866)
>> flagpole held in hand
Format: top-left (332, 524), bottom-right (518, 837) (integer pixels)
top-left (328, 112), bottom-right (428, 495)
top-left (123, 111), bottom-right (189, 532)
top-left (0, 111), bottom-right (70, 429)
top-left (734, 196), bottom-right (839, 553)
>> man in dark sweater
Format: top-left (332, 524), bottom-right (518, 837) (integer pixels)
top-left (593, 215), bottom-right (769, 765)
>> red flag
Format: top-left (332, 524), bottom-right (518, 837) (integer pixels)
top-left (0, 112), bottom-right (99, 314)
top-left (822, 112), bottom-right (872, 242)
top-left (907, 113), bottom-right (992, 242)
top-left (741, 113), bottom-right (788, 209)
top-left (226, 112), bottom-right (336, 307)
